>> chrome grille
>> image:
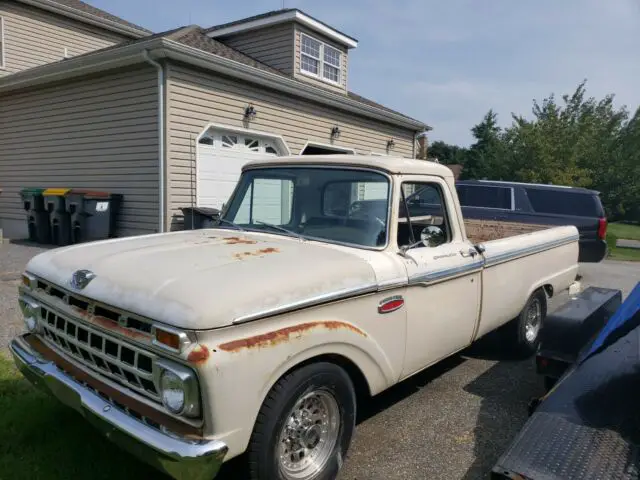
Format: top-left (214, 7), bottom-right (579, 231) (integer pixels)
top-left (39, 305), bottom-right (160, 402)
top-left (35, 278), bottom-right (153, 336)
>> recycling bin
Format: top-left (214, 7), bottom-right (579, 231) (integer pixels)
top-left (180, 206), bottom-right (220, 229)
top-left (67, 190), bottom-right (122, 243)
top-left (19, 187), bottom-right (50, 244)
top-left (43, 188), bottom-right (72, 246)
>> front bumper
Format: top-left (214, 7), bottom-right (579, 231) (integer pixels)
top-left (10, 334), bottom-right (227, 480)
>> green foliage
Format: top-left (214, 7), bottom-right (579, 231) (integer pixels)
top-left (434, 81), bottom-right (639, 222)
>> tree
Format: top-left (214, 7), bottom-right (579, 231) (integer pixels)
top-left (460, 110), bottom-right (502, 180)
top-left (427, 140), bottom-right (469, 165)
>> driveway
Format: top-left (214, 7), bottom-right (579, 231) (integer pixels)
top-left (0, 241), bottom-right (637, 479)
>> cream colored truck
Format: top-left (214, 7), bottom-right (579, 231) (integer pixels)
top-left (10, 155), bottom-right (580, 480)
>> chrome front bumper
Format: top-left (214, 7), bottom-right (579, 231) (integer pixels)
top-left (9, 334), bottom-right (227, 480)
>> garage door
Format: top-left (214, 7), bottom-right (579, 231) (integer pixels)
top-left (197, 129), bottom-right (286, 212)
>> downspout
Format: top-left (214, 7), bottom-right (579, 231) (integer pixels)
top-left (142, 50), bottom-right (166, 233)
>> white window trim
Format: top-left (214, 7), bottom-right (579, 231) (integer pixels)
top-left (0, 16), bottom-right (5, 70)
top-left (300, 32), bottom-right (342, 86)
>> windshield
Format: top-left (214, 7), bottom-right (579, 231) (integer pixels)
top-left (220, 167), bottom-right (390, 248)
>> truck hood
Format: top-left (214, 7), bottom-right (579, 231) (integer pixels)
top-left (25, 229), bottom-right (379, 330)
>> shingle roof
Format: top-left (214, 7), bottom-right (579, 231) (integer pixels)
top-left (30, 0), bottom-right (152, 34)
top-left (3, 23), bottom-right (424, 128)
top-left (175, 28), bottom-right (421, 125)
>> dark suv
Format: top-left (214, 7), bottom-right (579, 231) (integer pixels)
top-left (455, 180), bottom-right (608, 263)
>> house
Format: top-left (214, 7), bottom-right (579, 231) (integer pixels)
top-left (0, 1), bottom-right (430, 239)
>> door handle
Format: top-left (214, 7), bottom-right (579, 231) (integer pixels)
top-left (460, 248), bottom-right (477, 258)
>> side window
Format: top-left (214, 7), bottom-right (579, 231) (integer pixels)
top-left (398, 182), bottom-right (451, 248)
top-left (457, 185), bottom-right (513, 209)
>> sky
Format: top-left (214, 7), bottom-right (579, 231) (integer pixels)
top-left (89, 0), bottom-right (640, 146)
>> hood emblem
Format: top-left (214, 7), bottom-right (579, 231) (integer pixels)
top-left (70, 270), bottom-right (96, 290)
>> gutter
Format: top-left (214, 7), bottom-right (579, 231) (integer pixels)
top-left (142, 50), bottom-right (166, 234)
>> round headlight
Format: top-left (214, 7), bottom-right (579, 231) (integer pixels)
top-left (161, 369), bottom-right (186, 414)
top-left (20, 299), bottom-right (39, 333)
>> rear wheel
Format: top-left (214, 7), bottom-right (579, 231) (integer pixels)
top-left (512, 289), bottom-right (547, 357)
top-left (248, 362), bottom-right (356, 480)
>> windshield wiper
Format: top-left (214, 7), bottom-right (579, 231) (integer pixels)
top-left (215, 217), bottom-right (246, 231)
top-left (253, 221), bottom-right (305, 241)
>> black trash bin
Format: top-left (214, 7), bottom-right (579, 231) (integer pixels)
top-left (180, 206), bottom-right (220, 229)
top-left (43, 188), bottom-right (72, 246)
top-left (67, 190), bottom-right (123, 243)
top-left (19, 187), bottom-right (51, 244)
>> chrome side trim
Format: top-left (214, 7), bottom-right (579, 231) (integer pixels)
top-left (409, 260), bottom-right (484, 286)
top-left (232, 283), bottom-right (379, 325)
top-left (377, 277), bottom-right (409, 290)
top-left (9, 336), bottom-right (227, 480)
top-left (483, 234), bottom-right (579, 267)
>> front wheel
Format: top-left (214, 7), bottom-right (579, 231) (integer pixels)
top-left (248, 362), bottom-right (356, 480)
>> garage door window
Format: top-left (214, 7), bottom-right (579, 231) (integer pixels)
top-left (200, 133), bottom-right (279, 155)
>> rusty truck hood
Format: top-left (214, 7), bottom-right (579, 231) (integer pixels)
top-left (25, 229), bottom-right (378, 330)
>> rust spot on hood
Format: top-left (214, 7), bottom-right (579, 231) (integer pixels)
top-left (187, 344), bottom-right (210, 365)
top-left (219, 321), bottom-right (366, 352)
top-left (224, 236), bottom-right (257, 245)
top-left (233, 247), bottom-right (280, 260)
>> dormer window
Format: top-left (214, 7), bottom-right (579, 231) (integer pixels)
top-left (300, 33), bottom-right (341, 84)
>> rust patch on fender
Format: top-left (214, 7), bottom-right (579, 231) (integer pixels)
top-left (233, 247), bottom-right (280, 260)
top-left (219, 321), bottom-right (367, 352)
top-left (224, 236), bottom-right (257, 245)
top-left (187, 344), bottom-right (210, 365)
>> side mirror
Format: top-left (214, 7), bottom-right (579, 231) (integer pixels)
top-left (420, 225), bottom-right (445, 247)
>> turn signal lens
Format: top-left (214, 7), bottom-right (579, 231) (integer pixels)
top-left (22, 274), bottom-right (32, 288)
top-left (155, 329), bottom-right (181, 350)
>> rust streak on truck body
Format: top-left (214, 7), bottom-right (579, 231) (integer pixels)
top-left (219, 321), bottom-right (367, 352)
top-left (224, 237), bottom-right (257, 245)
top-left (233, 247), bottom-right (280, 260)
top-left (187, 344), bottom-right (210, 365)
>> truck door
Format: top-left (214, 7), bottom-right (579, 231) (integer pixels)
top-left (397, 176), bottom-right (483, 379)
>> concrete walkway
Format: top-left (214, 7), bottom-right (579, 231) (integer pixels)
top-left (616, 238), bottom-right (640, 249)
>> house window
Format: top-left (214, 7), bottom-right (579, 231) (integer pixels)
top-left (300, 33), bottom-right (342, 85)
top-left (0, 17), bottom-right (5, 69)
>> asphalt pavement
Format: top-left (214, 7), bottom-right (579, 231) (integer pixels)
top-left (0, 240), bottom-right (637, 479)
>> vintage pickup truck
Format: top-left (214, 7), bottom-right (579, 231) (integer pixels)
top-left (10, 155), bottom-right (580, 480)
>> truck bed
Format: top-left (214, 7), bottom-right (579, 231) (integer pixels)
top-left (465, 218), bottom-right (551, 244)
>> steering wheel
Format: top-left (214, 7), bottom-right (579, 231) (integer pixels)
top-left (347, 204), bottom-right (386, 228)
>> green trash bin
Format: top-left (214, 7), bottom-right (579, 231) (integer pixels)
top-left (43, 188), bottom-right (73, 246)
top-left (19, 187), bottom-right (50, 244)
top-left (67, 190), bottom-right (123, 243)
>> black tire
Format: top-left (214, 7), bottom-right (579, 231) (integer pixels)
top-left (248, 362), bottom-right (356, 480)
top-left (511, 289), bottom-right (547, 358)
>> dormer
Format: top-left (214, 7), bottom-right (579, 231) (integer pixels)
top-left (206, 9), bottom-right (358, 93)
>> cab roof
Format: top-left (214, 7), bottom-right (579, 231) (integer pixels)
top-left (242, 155), bottom-right (455, 179)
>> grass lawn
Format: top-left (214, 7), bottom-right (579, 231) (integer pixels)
top-left (0, 353), bottom-right (160, 479)
top-left (607, 222), bottom-right (640, 261)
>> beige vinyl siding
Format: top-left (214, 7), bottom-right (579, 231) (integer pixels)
top-left (0, 1), bottom-right (126, 77)
top-left (218, 23), bottom-right (294, 75)
top-left (0, 66), bottom-right (159, 238)
top-left (166, 64), bottom-right (414, 229)
top-left (294, 25), bottom-right (348, 93)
